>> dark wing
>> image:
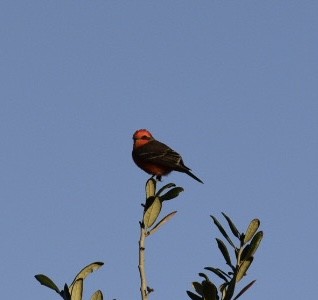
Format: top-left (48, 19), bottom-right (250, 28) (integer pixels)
top-left (133, 140), bottom-right (204, 183)
top-left (134, 140), bottom-right (190, 171)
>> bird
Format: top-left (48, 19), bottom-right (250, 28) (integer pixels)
top-left (132, 129), bottom-right (203, 183)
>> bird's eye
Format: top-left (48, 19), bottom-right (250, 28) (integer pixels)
top-left (141, 135), bottom-right (150, 140)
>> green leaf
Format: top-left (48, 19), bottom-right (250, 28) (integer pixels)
top-left (187, 291), bottom-right (202, 300)
top-left (143, 196), bottom-right (162, 228)
top-left (198, 273), bottom-right (209, 281)
top-left (160, 187), bottom-right (184, 201)
top-left (236, 258), bottom-right (253, 282)
top-left (148, 211), bottom-right (177, 235)
top-left (223, 280), bottom-right (235, 300)
top-left (216, 239), bottom-right (233, 268)
top-left (70, 279), bottom-right (83, 300)
top-left (34, 274), bottom-right (60, 294)
top-left (145, 178), bottom-right (156, 198)
top-left (192, 282), bottom-right (203, 296)
top-left (156, 183), bottom-right (176, 196)
top-left (243, 219), bottom-right (260, 244)
top-left (222, 213), bottom-right (240, 239)
top-left (219, 283), bottom-right (227, 299)
top-left (233, 280), bottom-right (256, 300)
top-left (91, 290), bottom-right (103, 300)
top-left (248, 231), bottom-right (263, 257)
top-left (240, 244), bottom-right (251, 262)
top-left (202, 280), bottom-right (218, 300)
top-left (61, 284), bottom-right (71, 300)
top-left (211, 216), bottom-right (236, 249)
top-left (204, 267), bottom-right (229, 282)
top-left (241, 231), bottom-right (263, 262)
top-left (144, 195), bottom-right (156, 211)
top-left (69, 262), bottom-right (104, 295)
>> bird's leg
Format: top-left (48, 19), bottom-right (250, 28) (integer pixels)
top-left (155, 175), bottom-right (162, 182)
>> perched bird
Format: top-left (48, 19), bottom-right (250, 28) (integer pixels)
top-left (132, 129), bottom-right (203, 183)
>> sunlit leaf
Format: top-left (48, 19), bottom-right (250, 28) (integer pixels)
top-left (69, 262), bottom-right (104, 295)
top-left (160, 187), bottom-right (184, 201)
top-left (233, 280), bottom-right (256, 300)
top-left (146, 178), bottom-right (156, 198)
top-left (70, 279), bottom-right (83, 300)
top-left (34, 274), bottom-right (60, 294)
top-left (211, 216), bottom-right (236, 249)
top-left (143, 196), bottom-right (162, 228)
top-left (91, 290), bottom-right (103, 300)
top-left (222, 213), bottom-right (240, 239)
top-left (216, 239), bottom-right (233, 268)
top-left (148, 211), bottom-right (177, 235)
top-left (236, 258), bottom-right (253, 282)
top-left (243, 219), bottom-right (260, 244)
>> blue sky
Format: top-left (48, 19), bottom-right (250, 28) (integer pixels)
top-left (1, 1), bottom-right (317, 299)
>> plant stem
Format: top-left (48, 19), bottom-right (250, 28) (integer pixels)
top-left (138, 224), bottom-right (149, 300)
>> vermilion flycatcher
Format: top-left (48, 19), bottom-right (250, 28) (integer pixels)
top-left (132, 129), bottom-right (203, 183)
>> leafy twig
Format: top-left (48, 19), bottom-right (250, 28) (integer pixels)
top-left (138, 178), bottom-right (182, 299)
top-left (187, 214), bottom-right (263, 300)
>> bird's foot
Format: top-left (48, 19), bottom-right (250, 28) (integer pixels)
top-left (155, 175), bottom-right (162, 182)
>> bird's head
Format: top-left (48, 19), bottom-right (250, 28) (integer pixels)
top-left (133, 129), bottom-right (154, 148)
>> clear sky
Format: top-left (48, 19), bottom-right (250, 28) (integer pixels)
top-left (1, 1), bottom-right (317, 300)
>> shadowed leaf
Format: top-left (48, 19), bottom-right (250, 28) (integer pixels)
top-left (34, 274), bottom-right (60, 294)
top-left (160, 187), bottom-right (184, 201)
top-left (216, 239), bottom-right (233, 268)
top-left (236, 258), bottom-right (253, 282)
top-left (202, 280), bottom-right (218, 300)
top-left (61, 284), bottom-right (71, 300)
top-left (192, 282), bottom-right (203, 296)
top-left (211, 216), bottom-right (236, 249)
top-left (240, 244), bottom-right (251, 262)
top-left (148, 211), bottom-right (177, 235)
top-left (222, 213), bottom-right (240, 239)
top-left (144, 195), bottom-right (155, 211)
top-left (91, 290), bottom-right (103, 300)
top-left (205, 267), bottom-right (230, 282)
top-left (143, 196), bottom-right (162, 228)
top-left (156, 183), bottom-right (176, 196)
top-left (233, 280), bottom-right (256, 300)
top-left (187, 291), bottom-right (202, 300)
top-left (223, 280), bottom-right (235, 300)
top-left (248, 231), bottom-right (263, 257)
top-left (241, 231), bottom-right (263, 262)
top-left (198, 273), bottom-right (209, 281)
top-left (243, 219), bottom-right (260, 244)
top-left (219, 283), bottom-right (227, 300)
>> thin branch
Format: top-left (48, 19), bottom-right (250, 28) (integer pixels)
top-left (138, 223), bottom-right (151, 300)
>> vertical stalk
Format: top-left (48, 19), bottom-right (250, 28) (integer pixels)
top-left (138, 223), bottom-right (148, 300)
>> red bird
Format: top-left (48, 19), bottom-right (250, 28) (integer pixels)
top-left (132, 129), bottom-right (203, 183)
